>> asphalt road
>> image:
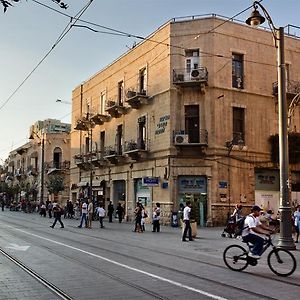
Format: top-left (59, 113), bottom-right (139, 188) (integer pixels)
top-left (0, 210), bottom-right (299, 300)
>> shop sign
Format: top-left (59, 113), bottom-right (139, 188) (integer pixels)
top-left (178, 176), bottom-right (207, 193)
top-left (255, 169), bottom-right (279, 191)
top-left (155, 115), bottom-right (170, 135)
top-left (142, 177), bottom-right (159, 186)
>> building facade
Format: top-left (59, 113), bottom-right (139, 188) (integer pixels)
top-left (70, 16), bottom-right (300, 225)
top-left (5, 119), bottom-right (71, 205)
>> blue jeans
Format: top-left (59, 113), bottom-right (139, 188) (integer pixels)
top-left (79, 213), bottom-right (87, 227)
top-left (242, 233), bottom-right (264, 255)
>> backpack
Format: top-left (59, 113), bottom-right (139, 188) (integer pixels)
top-left (234, 216), bottom-right (247, 236)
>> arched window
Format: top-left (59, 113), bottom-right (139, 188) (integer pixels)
top-left (53, 147), bottom-right (62, 169)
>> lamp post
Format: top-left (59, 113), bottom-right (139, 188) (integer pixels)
top-left (29, 131), bottom-right (45, 205)
top-left (225, 133), bottom-right (244, 218)
top-left (246, 1), bottom-right (295, 249)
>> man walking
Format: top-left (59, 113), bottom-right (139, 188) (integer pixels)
top-left (152, 202), bottom-right (161, 232)
top-left (78, 200), bottom-right (88, 228)
top-left (182, 201), bottom-right (193, 242)
top-left (50, 204), bottom-right (64, 228)
top-left (97, 203), bottom-right (106, 228)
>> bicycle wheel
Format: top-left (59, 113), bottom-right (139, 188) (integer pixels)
top-left (267, 248), bottom-right (297, 277)
top-left (223, 244), bottom-right (249, 271)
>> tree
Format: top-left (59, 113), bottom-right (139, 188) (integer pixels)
top-left (46, 174), bottom-right (64, 196)
top-left (1, 0), bottom-right (69, 13)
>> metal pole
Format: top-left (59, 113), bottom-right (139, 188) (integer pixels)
top-left (40, 133), bottom-right (45, 205)
top-left (277, 27), bottom-right (296, 249)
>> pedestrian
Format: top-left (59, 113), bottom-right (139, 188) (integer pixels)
top-left (87, 198), bottom-right (94, 229)
top-left (294, 205), bottom-right (300, 243)
top-left (107, 201), bottom-right (114, 223)
top-left (50, 204), bottom-right (64, 228)
top-left (141, 205), bottom-right (148, 232)
top-left (47, 201), bottom-right (53, 219)
top-left (40, 203), bottom-right (46, 217)
top-left (231, 204), bottom-right (243, 222)
top-left (97, 203), bottom-right (106, 228)
top-left (116, 202), bottom-right (124, 223)
top-left (1, 197), bottom-right (5, 211)
top-left (78, 200), bottom-right (88, 228)
top-left (152, 202), bottom-right (161, 232)
top-left (182, 201), bottom-right (193, 242)
top-left (67, 200), bottom-right (74, 219)
top-left (133, 202), bottom-right (142, 233)
top-left (74, 201), bottom-right (80, 220)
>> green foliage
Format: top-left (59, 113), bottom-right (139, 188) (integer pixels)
top-left (46, 174), bottom-right (64, 195)
top-left (269, 132), bottom-right (300, 164)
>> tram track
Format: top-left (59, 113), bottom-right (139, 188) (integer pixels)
top-left (2, 220), bottom-right (285, 300)
top-left (0, 246), bottom-right (73, 300)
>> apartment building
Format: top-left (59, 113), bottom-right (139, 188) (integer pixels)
top-left (5, 119), bottom-right (71, 204)
top-left (70, 15), bottom-right (300, 226)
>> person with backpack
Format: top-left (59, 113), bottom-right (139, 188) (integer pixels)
top-left (241, 205), bottom-right (274, 259)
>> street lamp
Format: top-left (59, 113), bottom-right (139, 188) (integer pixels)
top-left (246, 1), bottom-right (295, 249)
top-left (225, 133), bottom-right (244, 217)
top-left (29, 131), bottom-right (45, 205)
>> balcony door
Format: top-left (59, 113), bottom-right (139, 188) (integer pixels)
top-left (185, 105), bottom-right (199, 143)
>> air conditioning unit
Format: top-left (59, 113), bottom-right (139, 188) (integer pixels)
top-left (174, 134), bottom-right (189, 145)
top-left (190, 69), bottom-right (200, 80)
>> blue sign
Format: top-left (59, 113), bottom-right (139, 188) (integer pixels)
top-left (178, 176), bottom-right (207, 193)
top-left (219, 181), bottom-right (228, 188)
top-left (142, 177), bottom-right (159, 186)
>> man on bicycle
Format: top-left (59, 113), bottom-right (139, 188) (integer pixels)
top-left (242, 205), bottom-right (274, 259)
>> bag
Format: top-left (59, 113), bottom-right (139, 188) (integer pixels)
top-left (234, 216), bottom-right (247, 236)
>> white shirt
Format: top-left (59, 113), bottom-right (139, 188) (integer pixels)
top-left (183, 206), bottom-right (191, 221)
top-left (242, 214), bottom-right (261, 237)
top-left (97, 207), bottom-right (106, 217)
top-left (294, 211), bottom-right (300, 226)
top-left (81, 203), bottom-right (88, 214)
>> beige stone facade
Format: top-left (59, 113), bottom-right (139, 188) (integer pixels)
top-left (70, 16), bottom-right (300, 226)
top-left (5, 119), bottom-right (71, 205)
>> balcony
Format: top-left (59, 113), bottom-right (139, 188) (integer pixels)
top-left (88, 150), bottom-right (108, 168)
top-left (123, 140), bottom-right (148, 160)
top-left (125, 90), bottom-right (150, 109)
top-left (90, 113), bottom-right (111, 125)
top-left (74, 154), bottom-right (93, 171)
top-left (173, 130), bottom-right (208, 146)
top-left (103, 146), bottom-right (126, 164)
top-left (272, 80), bottom-right (300, 99)
top-left (173, 67), bottom-right (208, 89)
top-left (46, 160), bottom-right (70, 175)
top-left (105, 100), bottom-right (129, 118)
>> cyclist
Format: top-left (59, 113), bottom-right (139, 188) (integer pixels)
top-left (241, 205), bottom-right (274, 259)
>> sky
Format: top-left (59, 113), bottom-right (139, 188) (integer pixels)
top-left (1, 0), bottom-right (300, 162)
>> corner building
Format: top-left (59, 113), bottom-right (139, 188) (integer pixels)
top-left (70, 16), bottom-right (300, 226)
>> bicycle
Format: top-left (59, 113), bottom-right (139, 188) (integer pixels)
top-left (223, 235), bottom-right (297, 277)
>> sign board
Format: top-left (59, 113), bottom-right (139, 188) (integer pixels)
top-left (142, 177), bottom-right (159, 186)
top-left (219, 181), bottom-right (228, 189)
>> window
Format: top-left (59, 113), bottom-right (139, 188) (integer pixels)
top-left (100, 131), bottom-right (105, 158)
top-left (139, 68), bottom-right (147, 94)
top-left (232, 53), bottom-right (244, 89)
top-left (185, 105), bottom-right (200, 143)
top-left (100, 91), bottom-right (106, 115)
top-left (118, 81), bottom-right (124, 106)
top-left (185, 49), bottom-right (199, 72)
top-left (53, 147), bottom-right (62, 169)
top-left (116, 125), bottom-right (123, 155)
top-left (137, 116), bottom-right (146, 150)
top-left (232, 107), bottom-right (245, 143)
top-left (85, 137), bottom-right (90, 153)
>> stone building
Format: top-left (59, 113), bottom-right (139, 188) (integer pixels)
top-left (70, 15), bottom-right (300, 226)
top-left (5, 119), bottom-right (71, 205)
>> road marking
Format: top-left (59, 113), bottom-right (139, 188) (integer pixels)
top-left (7, 225), bottom-right (227, 300)
top-left (6, 243), bottom-right (30, 251)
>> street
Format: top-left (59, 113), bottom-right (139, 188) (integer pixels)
top-left (0, 211), bottom-right (299, 300)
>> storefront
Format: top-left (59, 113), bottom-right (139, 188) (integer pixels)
top-left (178, 176), bottom-right (207, 226)
top-left (134, 178), bottom-right (151, 217)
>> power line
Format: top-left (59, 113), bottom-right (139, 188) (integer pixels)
top-left (0, 0), bottom-right (94, 113)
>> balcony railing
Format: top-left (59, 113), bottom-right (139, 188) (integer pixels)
top-left (105, 100), bottom-right (128, 118)
top-left (272, 80), bottom-right (300, 97)
top-left (173, 67), bottom-right (208, 86)
top-left (125, 90), bottom-right (150, 109)
top-left (173, 129), bottom-right (208, 146)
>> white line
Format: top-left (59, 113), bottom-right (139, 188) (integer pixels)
top-left (7, 225), bottom-right (227, 300)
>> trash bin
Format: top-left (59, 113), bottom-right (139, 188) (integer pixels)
top-left (171, 211), bottom-right (179, 227)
